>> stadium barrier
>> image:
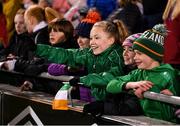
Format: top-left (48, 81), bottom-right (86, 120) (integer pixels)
top-left (0, 69), bottom-right (177, 125)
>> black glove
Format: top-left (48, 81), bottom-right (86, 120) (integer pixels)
top-left (69, 76), bottom-right (80, 86)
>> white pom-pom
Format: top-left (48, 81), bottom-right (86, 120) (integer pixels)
top-left (152, 24), bottom-right (168, 36)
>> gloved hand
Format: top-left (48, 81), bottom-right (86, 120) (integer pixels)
top-left (48, 63), bottom-right (68, 76)
top-left (69, 76), bottom-right (80, 86)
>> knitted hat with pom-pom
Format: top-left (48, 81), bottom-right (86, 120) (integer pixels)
top-left (133, 24), bottom-right (167, 62)
top-left (76, 9), bottom-right (101, 38)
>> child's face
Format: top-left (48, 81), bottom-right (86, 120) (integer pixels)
top-left (49, 29), bottom-right (66, 45)
top-left (77, 36), bottom-right (90, 49)
top-left (90, 26), bottom-right (114, 55)
top-left (134, 50), bottom-right (159, 70)
top-left (14, 14), bottom-right (26, 34)
top-left (123, 46), bottom-right (136, 65)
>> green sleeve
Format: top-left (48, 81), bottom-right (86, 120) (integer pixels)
top-left (106, 80), bottom-right (126, 93)
top-left (80, 72), bottom-right (115, 87)
top-left (80, 66), bottom-right (123, 87)
top-left (36, 44), bottom-right (71, 63)
top-left (36, 44), bottom-right (87, 67)
top-left (106, 71), bottom-right (136, 93)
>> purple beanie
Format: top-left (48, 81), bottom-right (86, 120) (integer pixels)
top-left (122, 33), bottom-right (142, 47)
top-left (48, 63), bottom-right (68, 76)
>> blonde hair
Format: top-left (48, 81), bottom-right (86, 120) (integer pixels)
top-left (25, 5), bottom-right (45, 23)
top-left (163, 0), bottom-right (180, 20)
top-left (93, 20), bottom-right (129, 45)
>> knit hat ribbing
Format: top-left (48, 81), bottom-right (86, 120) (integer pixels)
top-left (133, 24), bottom-right (167, 62)
top-left (122, 33), bottom-right (142, 47)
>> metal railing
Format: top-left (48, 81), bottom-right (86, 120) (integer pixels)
top-left (1, 69), bottom-right (180, 106)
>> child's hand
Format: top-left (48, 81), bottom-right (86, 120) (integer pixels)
top-left (126, 81), bottom-right (153, 90)
top-left (134, 88), bottom-right (144, 99)
top-left (20, 81), bottom-right (33, 92)
top-left (126, 81), bottom-right (153, 99)
top-left (7, 54), bottom-right (16, 60)
top-left (160, 89), bottom-right (173, 96)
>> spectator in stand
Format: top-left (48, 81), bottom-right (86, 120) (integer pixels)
top-left (163, 0), bottom-right (180, 71)
top-left (0, 8), bottom-right (36, 87)
top-left (162, 1), bottom-right (180, 112)
top-left (3, 0), bottom-right (22, 46)
top-left (24, 5), bottom-right (49, 45)
top-left (0, 9), bottom-right (36, 64)
top-left (48, 18), bottom-right (78, 49)
top-left (75, 8), bottom-right (101, 49)
top-left (122, 33), bottom-right (142, 74)
top-left (83, 33), bottom-right (142, 116)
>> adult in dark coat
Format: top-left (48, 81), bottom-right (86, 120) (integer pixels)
top-left (0, 8), bottom-right (36, 62)
top-left (0, 32), bottom-right (36, 61)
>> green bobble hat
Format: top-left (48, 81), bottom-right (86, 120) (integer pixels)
top-left (133, 24), bottom-right (167, 62)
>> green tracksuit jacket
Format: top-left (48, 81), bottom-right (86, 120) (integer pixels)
top-left (36, 44), bottom-right (124, 100)
top-left (107, 64), bottom-right (178, 122)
